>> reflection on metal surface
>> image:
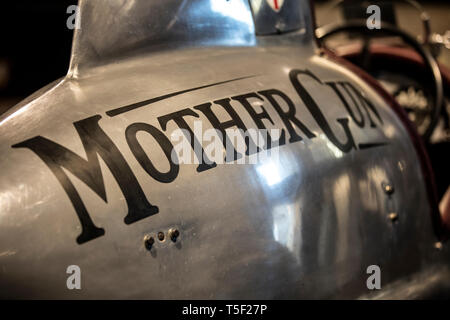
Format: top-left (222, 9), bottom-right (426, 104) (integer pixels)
top-left (388, 212), bottom-right (399, 222)
top-left (69, 0), bottom-right (258, 76)
top-left (272, 203), bottom-right (300, 261)
top-left (0, 250), bottom-right (17, 258)
top-left (257, 160), bottom-right (284, 186)
top-left (210, 0), bottom-right (251, 24)
top-left (321, 133), bottom-right (344, 158)
top-left (249, 0), bottom-right (307, 35)
top-left (0, 0), bottom-right (448, 299)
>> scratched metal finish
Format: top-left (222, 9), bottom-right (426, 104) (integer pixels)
top-left (0, 0), bottom-right (448, 298)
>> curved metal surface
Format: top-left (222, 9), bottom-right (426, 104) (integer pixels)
top-left (69, 0), bottom-right (258, 77)
top-left (0, 0), bottom-right (448, 298)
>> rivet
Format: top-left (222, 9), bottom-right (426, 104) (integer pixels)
top-left (157, 231), bottom-right (165, 242)
top-left (434, 242), bottom-right (443, 250)
top-left (144, 235), bottom-right (154, 250)
top-left (383, 183), bottom-right (394, 195)
top-left (169, 228), bottom-right (180, 242)
top-left (388, 212), bottom-right (398, 222)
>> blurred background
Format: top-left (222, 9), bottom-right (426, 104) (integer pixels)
top-left (316, 0), bottom-right (450, 67)
top-left (0, 0), bottom-right (77, 115)
top-left (314, 0), bottom-right (449, 207)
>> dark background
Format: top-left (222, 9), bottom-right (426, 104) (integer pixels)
top-left (0, 1), bottom-right (77, 114)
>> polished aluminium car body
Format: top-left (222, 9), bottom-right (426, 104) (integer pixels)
top-left (0, 0), bottom-right (448, 299)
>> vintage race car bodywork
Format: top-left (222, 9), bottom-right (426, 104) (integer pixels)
top-left (0, 0), bottom-right (449, 299)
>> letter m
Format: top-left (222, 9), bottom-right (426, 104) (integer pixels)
top-left (12, 115), bottom-right (158, 244)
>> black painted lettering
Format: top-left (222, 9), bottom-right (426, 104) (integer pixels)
top-left (158, 108), bottom-right (216, 172)
top-left (344, 82), bottom-right (383, 127)
top-left (289, 70), bottom-right (356, 152)
top-left (194, 100), bottom-right (259, 161)
top-left (232, 92), bottom-right (279, 150)
top-left (326, 81), bottom-right (365, 128)
top-left (258, 89), bottom-right (315, 144)
top-left (126, 122), bottom-right (179, 183)
top-left (12, 115), bottom-right (158, 244)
